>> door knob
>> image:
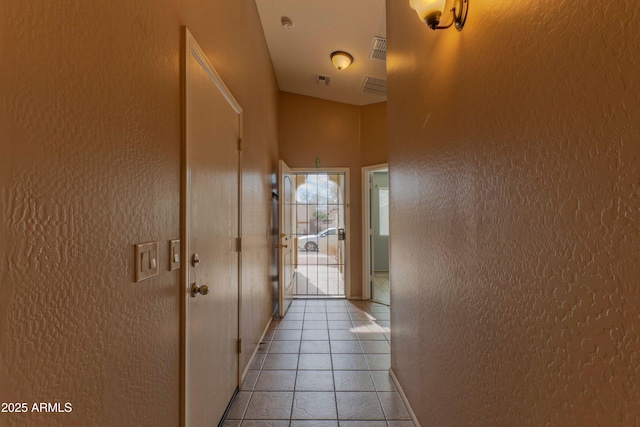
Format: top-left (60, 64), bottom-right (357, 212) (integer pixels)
top-left (274, 244), bottom-right (288, 249)
top-left (191, 283), bottom-right (209, 297)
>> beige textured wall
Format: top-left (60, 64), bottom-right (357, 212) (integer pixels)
top-left (361, 102), bottom-right (388, 167)
top-left (387, 1), bottom-right (640, 425)
top-left (279, 93), bottom-right (388, 298)
top-left (0, 1), bottom-right (278, 426)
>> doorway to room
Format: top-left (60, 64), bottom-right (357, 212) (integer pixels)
top-left (363, 164), bottom-right (390, 305)
top-left (292, 170), bottom-right (348, 298)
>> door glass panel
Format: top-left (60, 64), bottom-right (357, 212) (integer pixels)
top-left (293, 172), bottom-right (346, 297)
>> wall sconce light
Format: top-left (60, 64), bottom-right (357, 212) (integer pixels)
top-left (409, 0), bottom-right (468, 31)
top-left (330, 51), bottom-right (353, 70)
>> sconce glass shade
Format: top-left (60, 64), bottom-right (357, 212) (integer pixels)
top-left (330, 51), bottom-right (353, 70)
top-left (410, 0), bottom-right (468, 31)
top-left (409, 0), bottom-right (446, 29)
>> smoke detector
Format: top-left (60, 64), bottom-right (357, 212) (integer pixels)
top-left (281, 16), bottom-right (294, 30)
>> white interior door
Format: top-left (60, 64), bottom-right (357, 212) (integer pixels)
top-left (183, 28), bottom-right (241, 426)
top-left (366, 171), bottom-right (375, 298)
top-left (278, 160), bottom-right (295, 317)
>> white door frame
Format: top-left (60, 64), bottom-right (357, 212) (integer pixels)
top-left (291, 167), bottom-right (351, 298)
top-left (361, 163), bottom-right (388, 300)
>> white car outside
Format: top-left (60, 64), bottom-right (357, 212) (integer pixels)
top-left (297, 228), bottom-right (337, 251)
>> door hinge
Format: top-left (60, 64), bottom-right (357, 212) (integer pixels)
top-left (238, 138), bottom-right (243, 151)
top-left (236, 237), bottom-right (242, 252)
top-left (237, 339), bottom-right (242, 354)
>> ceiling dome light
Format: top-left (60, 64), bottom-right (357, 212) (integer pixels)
top-left (330, 51), bottom-right (353, 71)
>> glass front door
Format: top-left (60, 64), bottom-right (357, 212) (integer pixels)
top-left (293, 172), bottom-right (346, 297)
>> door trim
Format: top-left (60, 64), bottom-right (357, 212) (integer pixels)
top-left (181, 26), bottom-right (243, 426)
top-left (361, 163), bottom-right (388, 301)
top-left (291, 167), bottom-right (351, 298)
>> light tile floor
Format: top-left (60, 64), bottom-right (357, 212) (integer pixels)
top-left (222, 299), bottom-right (413, 427)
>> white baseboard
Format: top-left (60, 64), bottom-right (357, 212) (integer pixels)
top-left (389, 367), bottom-right (421, 427)
top-left (240, 316), bottom-right (273, 384)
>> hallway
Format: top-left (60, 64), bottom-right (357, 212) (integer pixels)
top-left (222, 299), bottom-right (411, 426)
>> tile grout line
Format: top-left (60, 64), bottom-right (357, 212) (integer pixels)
top-left (328, 303), bottom-right (339, 423)
top-left (290, 299), bottom-right (307, 422)
top-left (228, 299), bottom-right (405, 426)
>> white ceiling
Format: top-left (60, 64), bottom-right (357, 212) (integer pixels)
top-left (255, 0), bottom-right (387, 106)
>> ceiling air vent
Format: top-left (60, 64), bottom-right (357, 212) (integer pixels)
top-left (314, 74), bottom-right (331, 86)
top-left (368, 36), bottom-right (386, 61)
top-left (362, 76), bottom-right (387, 95)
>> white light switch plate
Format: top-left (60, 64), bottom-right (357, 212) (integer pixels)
top-left (135, 241), bottom-right (159, 282)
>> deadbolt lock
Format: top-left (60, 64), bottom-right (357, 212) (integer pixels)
top-left (191, 253), bottom-right (200, 267)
